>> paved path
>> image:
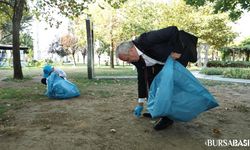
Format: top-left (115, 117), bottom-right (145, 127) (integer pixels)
top-left (191, 71), bottom-right (250, 84)
top-left (95, 71), bottom-right (250, 84)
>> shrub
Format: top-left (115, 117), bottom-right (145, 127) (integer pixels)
top-left (223, 68), bottom-right (250, 79)
top-left (207, 61), bottom-right (250, 68)
top-left (207, 61), bottom-right (225, 67)
top-left (200, 67), bottom-right (224, 75)
top-left (200, 67), bottom-right (250, 79)
top-left (27, 60), bottom-right (46, 67)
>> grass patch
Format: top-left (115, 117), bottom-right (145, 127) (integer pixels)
top-left (234, 105), bottom-right (249, 113)
top-left (0, 87), bottom-right (44, 100)
top-left (0, 105), bottom-right (7, 116)
top-left (2, 76), bottom-right (33, 82)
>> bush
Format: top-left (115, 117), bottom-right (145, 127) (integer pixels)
top-left (207, 61), bottom-right (225, 67)
top-left (27, 60), bottom-right (46, 67)
top-left (200, 67), bottom-right (224, 75)
top-left (207, 61), bottom-right (250, 68)
top-left (45, 59), bottom-right (54, 64)
top-left (200, 67), bottom-right (250, 79)
top-left (223, 68), bottom-right (250, 79)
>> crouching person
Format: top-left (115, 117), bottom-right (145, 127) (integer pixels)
top-left (41, 65), bottom-right (67, 85)
top-left (41, 65), bottom-right (80, 99)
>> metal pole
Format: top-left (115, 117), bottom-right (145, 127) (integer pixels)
top-left (91, 22), bottom-right (95, 76)
top-left (86, 17), bottom-right (94, 79)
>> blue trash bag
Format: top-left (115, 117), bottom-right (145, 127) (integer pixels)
top-left (147, 56), bottom-right (219, 122)
top-left (45, 72), bottom-right (80, 99)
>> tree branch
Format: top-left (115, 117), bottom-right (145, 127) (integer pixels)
top-left (0, 7), bottom-right (12, 19)
top-left (0, 0), bottom-right (14, 8)
top-left (0, 33), bottom-right (12, 42)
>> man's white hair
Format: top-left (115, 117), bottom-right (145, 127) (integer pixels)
top-left (116, 41), bottom-right (134, 58)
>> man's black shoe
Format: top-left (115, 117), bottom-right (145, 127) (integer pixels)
top-left (142, 113), bottom-right (152, 118)
top-left (153, 117), bottom-right (174, 131)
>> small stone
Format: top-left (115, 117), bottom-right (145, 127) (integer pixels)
top-left (42, 125), bottom-right (51, 131)
top-left (110, 129), bottom-right (116, 133)
top-left (212, 128), bottom-right (221, 134)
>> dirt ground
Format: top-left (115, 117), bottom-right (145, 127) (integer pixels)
top-left (0, 77), bottom-right (250, 150)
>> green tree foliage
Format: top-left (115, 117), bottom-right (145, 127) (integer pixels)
top-left (239, 37), bottom-right (250, 61)
top-left (118, 0), bottom-right (165, 41)
top-left (96, 39), bottom-right (110, 66)
top-left (87, 0), bottom-right (121, 68)
top-left (184, 0), bottom-right (250, 21)
top-left (73, 16), bottom-right (88, 64)
top-left (20, 33), bottom-right (33, 50)
top-left (240, 37), bottom-right (250, 48)
top-left (32, 0), bottom-right (91, 27)
top-left (73, 0), bottom-right (236, 67)
top-left (118, 0), bottom-right (236, 50)
top-left (104, 0), bottom-right (128, 9)
top-left (0, 15), bottom-right (32, 45)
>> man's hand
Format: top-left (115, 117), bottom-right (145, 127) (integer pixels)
top-left (171, 52), bottom-right (181, 60)
top-left (134, 105), bottom-right (143, 117)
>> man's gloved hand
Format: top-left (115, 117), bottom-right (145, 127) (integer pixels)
top-left (134, 105), bottom-right (143, 117)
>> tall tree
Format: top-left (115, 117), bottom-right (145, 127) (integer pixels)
top-left (74, 16), bottom-right (88, 64)
top-left (60, 33), bottom-right (78, 66)
top-left (184, 0), bottom-right (250, 21)
top-left (118, 0), bottom-right (165, 40)
top-left (12, 0), bottom-right (26, 79)
top-left (87, 0), bottom-right (118, 68)
top-left (104, 0), bottom-right (128, 68)
top-left (0, 0), bottom-right (27, 79)
top-left (48, 39), bottom-right (68, 58)
top-left (163, 1), bottom-right (237, 49)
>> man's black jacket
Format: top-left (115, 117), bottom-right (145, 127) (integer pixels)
top-left (131, 26), bottom-right (198, 98)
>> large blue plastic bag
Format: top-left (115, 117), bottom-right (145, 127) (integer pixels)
top-left (45, 72), bottom-right (80, 99)
top-left (147, 57), bottom-right (218, 122)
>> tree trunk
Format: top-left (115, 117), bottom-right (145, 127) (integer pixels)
top-left (246, 52), bottom-right (250, 61)
top-left (98, 55), bottom-right (101, 67)
top-left (232, 50), bottom-right (235, 61)
top-left (110, 39), bottom-right (114, 68)
top-left (82, 54), bottom-right (86, 64)
top-left (109, 14), bottom-right (114, 69)
top-left (197, 46), bottom-right (202, 67)
top-left (81, 48), bottom-right (87, 64)
top-left (12, 0), bottom-right (25, 79)
top-left (204, 44), bottom-right (210, 67)
top-left (72, 54), bottom-right (76, 66)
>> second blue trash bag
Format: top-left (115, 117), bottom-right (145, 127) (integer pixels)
top-left (46, 72), bottom-right (80, 99)
top-left (147, 56), bottom-right (218, 122)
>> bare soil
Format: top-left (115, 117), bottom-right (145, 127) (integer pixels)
top-left (0, 77), bottom-right (250, 150)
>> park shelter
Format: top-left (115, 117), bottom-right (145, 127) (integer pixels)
top-left (0, 44), bottom-right (28, 67)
